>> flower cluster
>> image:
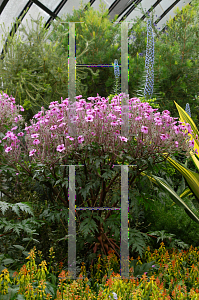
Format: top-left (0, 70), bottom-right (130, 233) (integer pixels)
top-left (0, 92), bottom-right (24, 135)
top-left (112, 59), bottom-right (120, 95)
top-left (0, 93), bottom-right (196, 167)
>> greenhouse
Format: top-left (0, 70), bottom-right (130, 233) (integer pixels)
top-left (0, 0), bottom-right (199, 299)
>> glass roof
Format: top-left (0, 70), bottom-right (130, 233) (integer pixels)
top-left (0, 0), bottom-right (193, 53)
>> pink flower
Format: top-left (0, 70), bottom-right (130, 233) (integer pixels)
top-left (141, 126), bottom-right (148, 134)
top-left (189, 139), bottom-right (195, 147)
top-left (162, 110), bottom-right (170, 115)
top-left (111, 121), bottom-right (119, 126)
top-left (57, 118), bottom-right (64, 122)
top-left (10, 135), bottom-right (17, 141)
top-left (175, 127), bottom-right (180, 134)
top-left (5, 131), bottom-right (14, 137)
top-left (119, 136), bottom-right (128, 142)
top-left (33, 139), bottom-right (40, 145)
top-left (85, 115), bottom-right (94, 122)
top-left (160, 134), bottom-right (168, 140)
top-left (17, 132), bottom-right (24, 137)
top-left (5, 146), bottom-right (12, 153)
top-left (57, 144), bottom-right (66, 152)
top-left (31, 133), bottom-right (39, 139)
top-left (11, 126), bottom-right (18, 131)
top-left (51, 133), bottom-right (57, 139)
top-left (58, 122), bottom-right (66, 128)
top-left (78, 135), bottom-right (84, 144)
top-left (29, 149), bottom-right (37, 156)
top-left (50, 125), bottom-right (58, 130)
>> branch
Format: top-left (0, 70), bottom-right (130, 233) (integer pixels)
top-left (0, 186), bottom-right (16, 200)
top-left (0, 229), bottom-right (14, 237)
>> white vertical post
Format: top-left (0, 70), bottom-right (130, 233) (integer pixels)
top-left (120, 165), bottom-right (129, 278)
top-left (60, 164), bottom-right (84, 280)
top-left (121, 22), bottom-right (129, 138)
top-left (68, 22), bottom-right (84, 138)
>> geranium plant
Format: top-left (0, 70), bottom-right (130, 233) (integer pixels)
top-left (0, 92), bottom-right (198, 268)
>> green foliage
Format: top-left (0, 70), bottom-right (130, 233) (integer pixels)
top-left (0, 9), bottom-right (98, 126)
top-left (129, 228), bottom-right (150, 258)
top-left (139, 150), bottom-right (199, 248)
top-left (147, 230), bottom-right (189, 250)
top-left (151, 1), bottom-right (199, 123)
top-left (48, 0), bottom-right (152, 101)
top-left (0, 0), bottom-right (198, 128)
top-left (144, 181), bottom-right (199, 249)
top-left (48, 0), bottom-right (121, 100)
top-left (129, 259), bottom-right (157, 280)
top-left (0, 201), bottom-right (34, 217)
top-left (107, 94), bottom-right (118, 103)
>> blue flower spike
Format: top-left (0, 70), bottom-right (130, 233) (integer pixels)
top-left (144, 19), bottom-right (154, 99)
top-left (185, 103), bottom-right (191, 118)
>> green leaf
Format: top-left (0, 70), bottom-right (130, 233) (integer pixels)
top-left (141, 171), bottom-right (199, 225)
top-left (79, 216), bottom-right (99, 237)
top-left (13, 227), bottom-right (20, 235)
top-left (2, 258), bottom-right (15, 265)
top-left (15, 202), bottom-right (34, 216)
top-left (176, 176), bottom-right (186, 196)
top-left (7, 286), bottom-right (20, 299)
top-left (13, 245), bottom-right (25, 251)
top-left (22, 251), bottom-right (30, 257)
top-left (0, 201), bottom-right (10, 215)
top-left (129, 228), bottom-right (149, 258)
top-left (129, 259), bottom-right (156, 278)
top-left (11, 204), bottom-right (20, 217)
top-left (32, 238), bottom-right (40, 243)
top-left (147, 230), bottom-right (175, 244)
top-left (16, 295), bottom-right (25, 300)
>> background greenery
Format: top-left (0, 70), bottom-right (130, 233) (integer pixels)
top-left (0, 0), bottom-right (198, 127)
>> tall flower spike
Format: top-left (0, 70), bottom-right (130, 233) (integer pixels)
top-left (185, 103), bottom-right (191, 117)
top-left (114, 59), bottom-right (120, 79)
top-left (144, 19), bottom-right (154, 99)
top-left (113, 59), bottom-right (120, 95)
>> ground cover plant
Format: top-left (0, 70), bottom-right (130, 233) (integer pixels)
top-left (1, 243), bottom-right (199, 299)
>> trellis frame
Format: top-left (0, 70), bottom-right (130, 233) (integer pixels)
top-left (58, 20), bottom-right (136, 280)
